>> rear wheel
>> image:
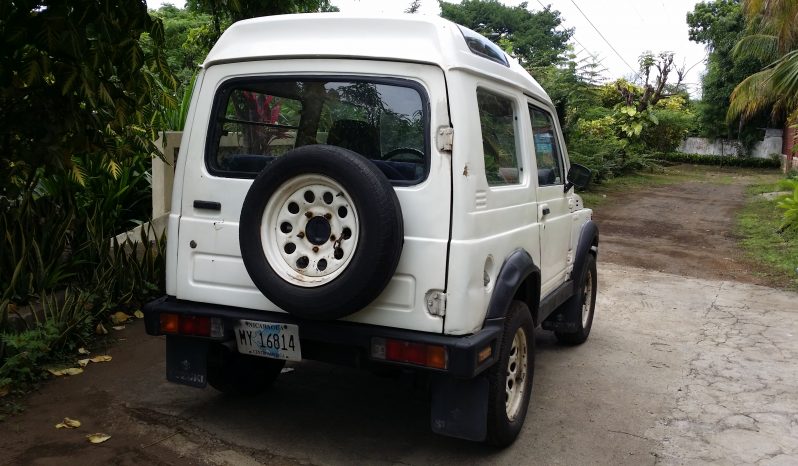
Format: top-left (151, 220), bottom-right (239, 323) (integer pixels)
top-left (207, 343), bottom-right (285, 396)
top-left (485, 300), bottom-right (535, 447)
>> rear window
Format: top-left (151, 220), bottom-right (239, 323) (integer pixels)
top-left (206, 78), bottom-right (428, 185)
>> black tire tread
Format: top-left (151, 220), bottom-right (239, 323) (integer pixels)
top-left (485, 300), bottom-right (535, 447)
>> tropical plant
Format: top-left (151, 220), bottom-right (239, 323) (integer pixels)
top-left (777, 179), bottom-right (798, 231)
top-left (687, 0), bottom-right (768, 140)
top-left (727, 0), bottom-right (798, 129)
top-left (0, 0), bottom-right (174, 180)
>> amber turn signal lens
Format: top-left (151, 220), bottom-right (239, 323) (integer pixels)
top-left (426, 345), bottom-right (447, 369)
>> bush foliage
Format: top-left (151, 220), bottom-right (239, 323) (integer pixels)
top-left (657, 152), bottom-right (781, 168)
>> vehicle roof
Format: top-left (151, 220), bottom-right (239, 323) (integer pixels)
top-left (203, 13), bottom-right (551, 105)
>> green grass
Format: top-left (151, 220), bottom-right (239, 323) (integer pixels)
top-left (738, 184), bottom-right (798, 290)
top-left (579, 164), bottom-right (780, 208)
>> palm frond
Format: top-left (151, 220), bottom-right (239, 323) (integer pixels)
top-left (733, 34), bottom-right (779, 62)
top-left (771, 50), bottom-right (798, 97)
top-left (727, 68), bottom-right (777, 123)
top-left (69, 155), bottom-right (88, 187)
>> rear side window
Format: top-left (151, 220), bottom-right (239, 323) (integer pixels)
top-left (206, 78), bottom-right (428, 185)
top-left (528, 106), bottom-right (563, 186)
top-left (477, 89), bottom-right (520, 186)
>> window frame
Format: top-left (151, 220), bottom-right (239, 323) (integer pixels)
top-left (204, 75), bottom-right (432, 187)
top-left (476, 86), bottom-right (524, 188)
top-left (527, 102), bottom-right (565, 187)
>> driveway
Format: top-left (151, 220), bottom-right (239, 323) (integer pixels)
top-left (2, 168), bottom-right (796, 465)
top-left (1, 263), bottom-right (796, 465)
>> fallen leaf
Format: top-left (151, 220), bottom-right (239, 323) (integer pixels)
top-left (78, 359), bottom-right (90, 368)
top-left (112, 325), bottom-right (125, 331)
top-left (96, 323), bottom-right (108, 335)
top-left (90, 355), bottom-right (112, 363)
top-left (86, 433), bottom-right (111, 444)
top-left (55, 417), bottom-right (81, 429)
top-left (133, 310), bottom-right (144, 319)
top-left (111, 311), bottom-right (131, 325)
top-left (48, 367), bottom-right (83, 377)
top-left (78, 347), bottom-right (90, 355)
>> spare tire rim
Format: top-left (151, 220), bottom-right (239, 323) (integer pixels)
top-left (505, 327), bottom-right (528, 420)
top-left (262, 174), bottom-right (360, 288)
top-left (581, 270), bottom-right (593, 328)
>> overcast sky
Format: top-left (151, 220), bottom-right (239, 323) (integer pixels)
top-left (147, 0), bottom-right (707, 94)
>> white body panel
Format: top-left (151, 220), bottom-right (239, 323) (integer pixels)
top-left (167, 13), bottom-right (593, 337)
top-left (173, 59), bottom-right (451, 333)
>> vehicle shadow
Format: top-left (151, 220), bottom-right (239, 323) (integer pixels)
top-left (173, 329), bottom-right (579, 465)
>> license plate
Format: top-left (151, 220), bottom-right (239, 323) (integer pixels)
top-left (234, 320), bottom-right (301, 362)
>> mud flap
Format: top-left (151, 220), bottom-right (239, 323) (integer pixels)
top-left (541, 303), bottom-right (579, 332)
top-left (166, 336), bottom-right (209, 388)
top-left (430, 374), bottom-right (488, 441)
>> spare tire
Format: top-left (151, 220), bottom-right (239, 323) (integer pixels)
top-left (239, 145), bottom-right (404, 320)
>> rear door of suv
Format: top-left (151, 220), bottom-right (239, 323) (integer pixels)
top-left (174, 59), bottom-right (452, 334)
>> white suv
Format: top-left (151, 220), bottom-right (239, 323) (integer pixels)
top-left (143, 13), bottom-right (598, 447)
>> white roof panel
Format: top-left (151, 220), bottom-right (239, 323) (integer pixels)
top-left (204, 13), bottom-right (550, 104)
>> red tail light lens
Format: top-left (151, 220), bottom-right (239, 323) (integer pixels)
top-left (160, 313), bottom-right (179, 334)
top-left (374, 338), bottom-right (447, 369)
top-left (161, 314), bottom-right (213, 337)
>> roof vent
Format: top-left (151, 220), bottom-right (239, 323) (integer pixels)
top-left (457, 25), bottom-right (510, 67)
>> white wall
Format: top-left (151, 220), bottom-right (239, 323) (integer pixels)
top-left (677, 129), bottom-right (783, 159)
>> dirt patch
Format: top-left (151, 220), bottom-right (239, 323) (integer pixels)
top-left (592, 173), bottom-right (783, 287)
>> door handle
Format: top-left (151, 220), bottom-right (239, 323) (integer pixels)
top-left (541, 204), bottom-right (551, 216)
top-left (194, 200), bottom-right (221, 211)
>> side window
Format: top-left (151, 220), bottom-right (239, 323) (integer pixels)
top-left (529, 106), bottom-right (564, 186)
top-left (477, 89), bottom-right (520, 186)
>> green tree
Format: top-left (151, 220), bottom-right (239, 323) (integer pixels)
top-left (405, 0), bottom-right (422, 13)
top-left (0, 0), bottom-right (173, 191)
top-left (439, 0), bottom-right (572, 68)
top-left (148, 5), bottom-right (215, 88)
top-left (187, 0), bottom-right (339, 41)
top-left (727, 0), bottom-right (798, 130)
top-left (687, 0), bottom-right (766, 140)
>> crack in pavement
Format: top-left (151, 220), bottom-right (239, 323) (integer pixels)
top-left (640, 270), bottom-right (798, 465)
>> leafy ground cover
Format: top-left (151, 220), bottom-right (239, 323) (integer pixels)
top-left (738, 182), bottom-right (798, 290)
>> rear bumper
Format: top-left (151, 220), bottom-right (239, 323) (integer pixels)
top-left (143, 296), bottom-right (500, 379)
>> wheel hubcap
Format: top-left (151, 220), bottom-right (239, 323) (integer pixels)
top-left (305, 216), bottom-right (332, 245)
top-left (505, 327), bottom-right (528, 420)
top-left (581, 270), bottom-right (593, 328)
top-left (262, 174), bottom-right (359, 287)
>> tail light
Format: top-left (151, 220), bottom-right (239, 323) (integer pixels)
top-left (159, 313), bottom-right (222, 338)
top-left (371, 338), bottom-right (447, 369)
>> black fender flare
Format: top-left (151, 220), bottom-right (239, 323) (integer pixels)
top-left (572, 220), bottom-right (599, 293)
top-left (484, 249), bottom-right (540, 322)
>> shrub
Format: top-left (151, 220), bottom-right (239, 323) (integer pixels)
top-left (658, 152), bottom-right (781, 168)
top-left (567, 116), bottom-right (659, 182)
top-left (777, 179), bottom-right (798, 231)
top-left (641, 108), bottom-right (694, 153)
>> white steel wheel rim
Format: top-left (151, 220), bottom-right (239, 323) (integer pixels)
top-left (505, 327), bottom-right (528, 420)
top-left (262, 174), bottom-right (359, 288)
top-left (581, 270), bottom-right (593, 328)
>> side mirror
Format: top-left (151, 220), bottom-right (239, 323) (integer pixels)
top-left (564, 163), bottom-right (591, 193)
